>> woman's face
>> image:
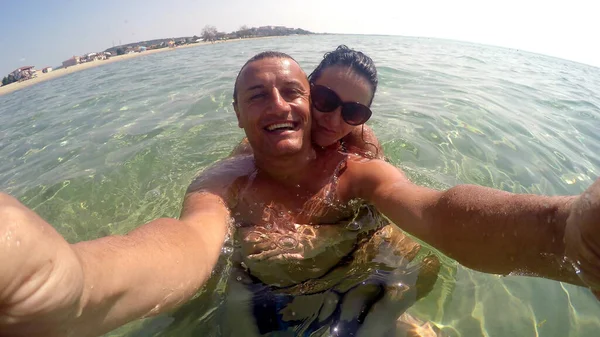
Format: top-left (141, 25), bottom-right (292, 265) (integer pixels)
top-left (311, 66), bottom-right (373, 147)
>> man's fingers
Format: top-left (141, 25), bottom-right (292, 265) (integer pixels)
top-left (570, 242), bottom-right (600, 289)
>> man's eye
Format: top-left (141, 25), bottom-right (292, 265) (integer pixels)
top-left (250, 93), bottom-right (266, 101)
top-left (283, 89), bottom-right (303, 99)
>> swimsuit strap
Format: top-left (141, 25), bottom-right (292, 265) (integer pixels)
top-left (339, 139), bottom-right (348, 153)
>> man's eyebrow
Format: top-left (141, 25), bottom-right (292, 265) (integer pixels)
top-left (242, 80), bottom-right (304, 93)
top-left (244, 84), bottom-right (265, 92)
top-left (284, 80), bottom-right (305, 87)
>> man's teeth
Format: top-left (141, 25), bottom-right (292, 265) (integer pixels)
top-left (266, 123), bottom-right (294, 131)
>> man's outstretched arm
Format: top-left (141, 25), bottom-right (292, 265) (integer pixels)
top-left (349, 159), bottom-right (597, 288)
top-left (0, 189), bottom-right (230, 337)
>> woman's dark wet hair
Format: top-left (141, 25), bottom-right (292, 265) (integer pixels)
top-left (233, 51), bottom-right (298, 104)
top-left (308, 45), bottom-right (378, 106)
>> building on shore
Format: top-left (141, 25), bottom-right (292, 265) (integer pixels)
top-left (80, 52), bottom-right (109, 63)
top-left (9, 66), bottom-right (36, 81)
top-left (62, 56), bottom-right (81, 68)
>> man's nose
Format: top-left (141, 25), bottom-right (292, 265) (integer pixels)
top-left (268, 88), bottom-right (291, 114)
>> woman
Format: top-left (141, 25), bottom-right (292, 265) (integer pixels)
top-left (308, 45), bottom-right (383, 159)
top-left (222, 46), bottom-right (441, 336)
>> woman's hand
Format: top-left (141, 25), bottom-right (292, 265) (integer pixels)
top-left (565, 178), bottom-right (600, 299)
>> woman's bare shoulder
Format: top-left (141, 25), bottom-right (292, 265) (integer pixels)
top-left (342, 125), bottom-right (385, 160)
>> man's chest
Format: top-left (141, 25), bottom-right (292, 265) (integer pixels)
top-left (230, 175), bottom-right (355, 227)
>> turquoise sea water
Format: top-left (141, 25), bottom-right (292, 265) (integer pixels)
top-left (1, 35), bottom-right (599, 336)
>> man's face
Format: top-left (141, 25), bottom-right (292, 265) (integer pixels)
top-left (233, 58), bottom-right (311, 158)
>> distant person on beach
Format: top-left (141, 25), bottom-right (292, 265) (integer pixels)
top-left (1, 51), bottom-right (600, 337)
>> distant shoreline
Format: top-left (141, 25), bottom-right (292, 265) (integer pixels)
top-left (0, 36), bottom-right (279, 97)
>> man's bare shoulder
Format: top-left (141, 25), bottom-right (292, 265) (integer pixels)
top-left (186, 154), bottom-right (256, 196)
top-left (229, 137), bottom-right (253, 157)
top-left (181, 155), bottom-right (255, 219)
top-left (345, 154), bottom-right (405, 176)
top-left (338, 154), bottom-right (410, 201)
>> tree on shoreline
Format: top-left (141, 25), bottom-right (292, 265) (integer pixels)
top-left (2, 74), bottom-right (16, 86)
top-left (236, 25), bottom-right (250, 38)
top-left (201, 25), bottom-right (218, 42)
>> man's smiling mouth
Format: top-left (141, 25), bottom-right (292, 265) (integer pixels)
top-left (264, 122), bottom-right (298, 132)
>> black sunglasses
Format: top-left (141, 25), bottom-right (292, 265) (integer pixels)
top-left (310, 84), bottom-right (372, 126)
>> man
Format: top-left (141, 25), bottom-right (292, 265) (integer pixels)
top-left (1, 51), bottom-right (599, 337)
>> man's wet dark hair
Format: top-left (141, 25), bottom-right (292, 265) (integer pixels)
top-left (233, 51), bottom-right (298, 104)
top-left (308, 45), bottom-right (378, 106)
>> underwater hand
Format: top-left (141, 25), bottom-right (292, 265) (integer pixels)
top-left (565, 178), bottom-right (600, 300)
top-left (237, 222), bottom-right (360, 286)
top-left (0, 193), bottom-right (84, 337)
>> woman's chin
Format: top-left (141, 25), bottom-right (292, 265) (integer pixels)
top-left (313, 137), bottom-right (338, 148)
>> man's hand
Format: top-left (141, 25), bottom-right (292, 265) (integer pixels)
top-left (0, 193), bottom-right (84, 337)
top-left (565, 178), bottom-right (600, 299)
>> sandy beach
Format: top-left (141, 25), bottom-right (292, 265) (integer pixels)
top-left (0, 38), bottom-right (273, 97)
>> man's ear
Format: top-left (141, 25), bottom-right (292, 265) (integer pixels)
top-left (233, 102), bottom-right (242, 128)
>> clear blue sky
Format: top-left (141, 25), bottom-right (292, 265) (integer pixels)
top-left (1, 0), bottom-right (598, 76)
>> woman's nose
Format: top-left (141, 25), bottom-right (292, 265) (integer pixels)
top-left (321, 107), bottom-right (343, 128)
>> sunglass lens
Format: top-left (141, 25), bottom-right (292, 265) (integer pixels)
top-left (342, 103), bottom-right (372, 125)
top-left (312, 86), bottom-right (340, 112)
